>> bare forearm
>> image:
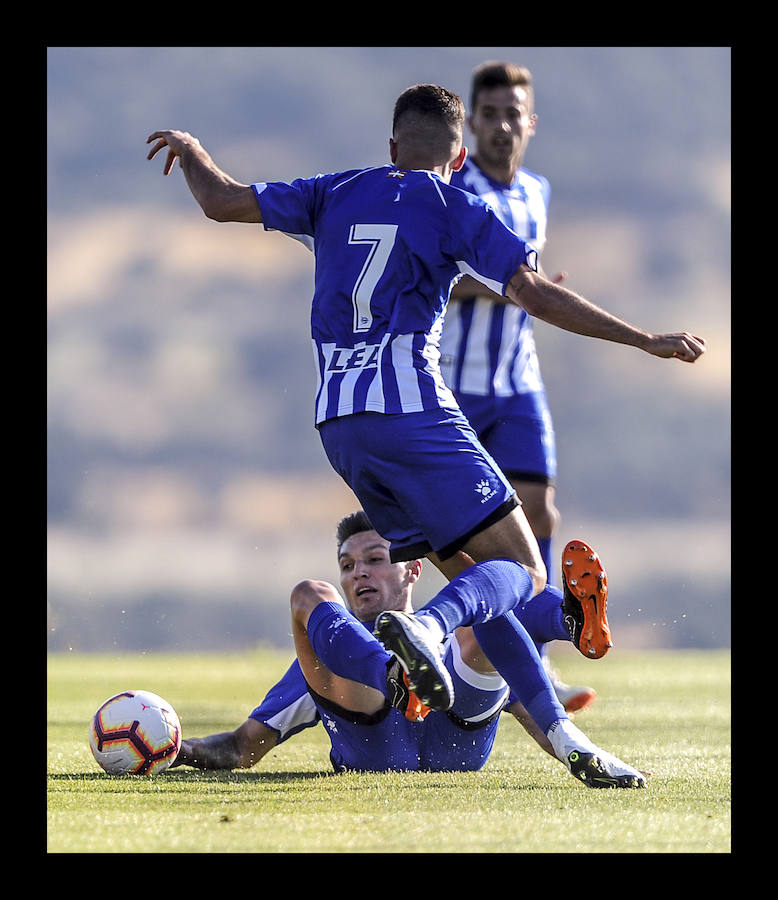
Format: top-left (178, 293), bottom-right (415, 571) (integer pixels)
top-left (171, 732), bottom-right (245, 769)
top-left (146, 130), bottom-right (261, 223)
top-left (171, 721), bottom-right (278, 770)
top-left (505, 266), bottom-right (705, 362)
top-left (179, 144), bottom-right (257, 222)
top-left (507, 268), bottom-right (650, 348)
top-left (451, 264), bottom-right (561, 304)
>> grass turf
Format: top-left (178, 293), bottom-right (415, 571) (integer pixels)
top-left (47, 646), bottom-right (730, 853)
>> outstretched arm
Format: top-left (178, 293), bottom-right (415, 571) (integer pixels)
top-left (451, 266), bottom-right (566, 303)
top-left (146, 130), bottom-right (262, 224)
top-left (505, 264), bottom-right (706, 363)
top-left (171, 719), bottom-right (279, 770)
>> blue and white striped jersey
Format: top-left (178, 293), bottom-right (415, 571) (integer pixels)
top-left (248, 632), bottom-right (510, 772)
top-left (248, 658), bottom-right (319, 744)
top-left (253, 165), bottom-right (536, 425)
top-left (440, 158), bottom-right (550, 397)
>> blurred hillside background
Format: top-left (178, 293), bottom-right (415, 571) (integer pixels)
top-left (47, 46), bottom-right (730, 653)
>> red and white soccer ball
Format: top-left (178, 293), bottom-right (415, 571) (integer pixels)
top-left (88, 690), bottom-right (182, 775)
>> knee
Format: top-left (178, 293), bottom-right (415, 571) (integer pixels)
top-left (454, 627), bottom-right (498, 675)
top-left (526, 560), bottom-right (547, 596)
top-left (289, 579), bottom-right (339, 622)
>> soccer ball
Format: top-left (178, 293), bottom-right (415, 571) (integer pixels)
top-left (88, 689), bottom-right (182, 775)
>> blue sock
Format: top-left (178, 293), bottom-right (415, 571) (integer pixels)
top-left (514, 584), bottom-right (569, 645)
top-left (415, 559), bottom-right (566, 732)
top-left (416, 558), bottom-right (534, 634)
top-left (306, 601), bottom-right (391, 696)
top-left (473, 611), bottom-right (567, 733)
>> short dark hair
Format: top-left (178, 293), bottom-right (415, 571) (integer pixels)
top-left (336, 510), bottom-right (375, 553)
top-left (392, 83), bottom-right (465, 136)
top-left (470, 61), bottom-right (533, 111)
top-left (391, 84), bottom-right (465, 166)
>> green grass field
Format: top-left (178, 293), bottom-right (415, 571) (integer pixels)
top-left (47, 647), bottom-right (730, 853)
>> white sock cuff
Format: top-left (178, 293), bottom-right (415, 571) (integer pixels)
top-left (546, 718), bottom-right (598, 763)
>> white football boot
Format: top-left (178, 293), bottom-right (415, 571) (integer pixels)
top-left (547, 718), bottom-right (646, 788)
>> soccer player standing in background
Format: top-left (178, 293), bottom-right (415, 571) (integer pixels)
top-left (147, 82), bottom-right (704, 773)
top-left (441, 61), bottom-right (592, 711)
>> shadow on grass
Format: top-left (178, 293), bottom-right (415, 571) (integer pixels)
top-left (48, 770), bottom-right (332, 783)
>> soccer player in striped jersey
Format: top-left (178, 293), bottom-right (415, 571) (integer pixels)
top-left (172, 511), bottom-right (646, 786)
top-left (147, 83), bottom-right (704, 766)
top-left (440, 61), bottom-right (590, 711)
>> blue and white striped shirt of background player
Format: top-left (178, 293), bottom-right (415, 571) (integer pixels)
top-left (248, 629), bottom-right (511, 773)
top-left (251, 164), bottom-right (537, 427)
top-left (440, 156), bottom-right (549, 398)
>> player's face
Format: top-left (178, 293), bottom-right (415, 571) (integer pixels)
top-left (468, 84), bottom-right (536, 170)
top-left (338, 530), bottom-right (418, 622)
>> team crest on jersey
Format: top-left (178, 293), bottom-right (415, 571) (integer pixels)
top-left (387, 169), bottom-right (406, 178)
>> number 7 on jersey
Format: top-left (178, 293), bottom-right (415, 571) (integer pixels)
top-left (348, 224), bottom-right (398, 334)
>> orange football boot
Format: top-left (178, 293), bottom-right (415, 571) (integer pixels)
top-left (561, 540), bottom-right (613, 659)
top-left (401, 672), bottom-right (432, 722)
top-left (385, 656), bottom-right (433, 722)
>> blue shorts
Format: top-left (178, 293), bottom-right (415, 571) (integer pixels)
top-left (313, 637), bottom-right (509, 773)
top-left (455, 391), bottom-right (557, 483)
top-left (318, 409), bottom-right (518, 562)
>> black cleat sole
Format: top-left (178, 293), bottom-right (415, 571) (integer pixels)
top-left (374, 612), bottom-right (454, 711)
top-left (567, 750), bottom-right (645, 789)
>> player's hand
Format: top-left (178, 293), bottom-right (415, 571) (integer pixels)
top-left (646, 332), bottom-right (707, 363)
top-left (168, 738), bottom-right (191, 767)
top-left (146, 130), bottom-right (199, 175)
